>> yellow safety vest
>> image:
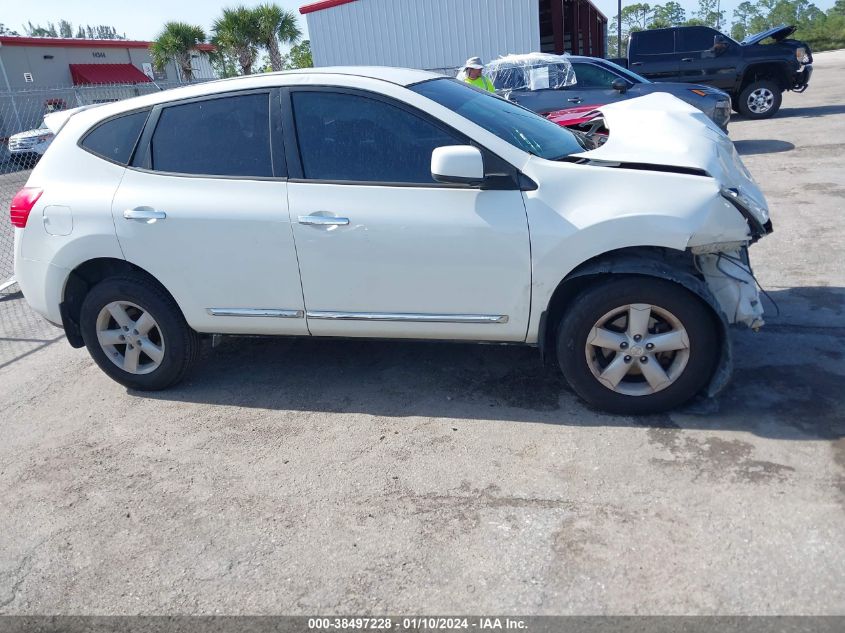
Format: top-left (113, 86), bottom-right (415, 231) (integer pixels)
top-left (464, 75), bottom-right (495, 92)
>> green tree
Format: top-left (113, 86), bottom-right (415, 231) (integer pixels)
top-left (58, 19), bottom-right (73, 38)
top-left (212, 6), bottom-right (261, 75)
top-left (0, 24), bottom-right (20, 35)
top-left (151, 21), bottom-right (207, 82)
top-left (255, 3), bottom-right (302, 72)
top-left (25, 21), bottom-right (58, 37)
top-left (731, 1), bottom-right (761, 39)
top-left (689, 0), bottom-right (726, 29)
top-left (652, 2), bottom-right (687, 27)
top-left (283, 39), bottom-right (312, 69)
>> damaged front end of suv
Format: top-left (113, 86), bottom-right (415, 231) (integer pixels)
top-left (528, 93), bottom-right (773, 399)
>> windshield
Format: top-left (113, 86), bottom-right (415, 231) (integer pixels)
top-left (410, 78), bottom-right (584, 160)
top-left (598, 59), bottom-right (651, 84)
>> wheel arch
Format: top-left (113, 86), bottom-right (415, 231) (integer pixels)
top-left (538, 246), bottom-right (733, 398)
top-left (60, 257), bottom-right (185, 349)
top-left (741, 63), bottom-right (791, 92)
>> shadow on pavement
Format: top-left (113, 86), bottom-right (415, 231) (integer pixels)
top-left (734, 139), bottom-right (795, 155)
top-left (135, 286), bottom-right (845, 441)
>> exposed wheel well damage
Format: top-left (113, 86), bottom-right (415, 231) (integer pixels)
top-left (60, 258), bottom-right (180, 349)
top-left (539, 246), bottom-right (733, 398)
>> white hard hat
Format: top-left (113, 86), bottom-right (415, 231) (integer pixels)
top-left (464, 56), bottom-right (484, 70)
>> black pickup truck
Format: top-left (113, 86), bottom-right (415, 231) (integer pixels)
top-left (618, 25), bottom-right (812, 119)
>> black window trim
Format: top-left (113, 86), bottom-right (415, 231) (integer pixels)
top-left (77, 107), bottom-right (153, 167)
top-left (129, 88), bottom-right (286, 181)
top-left (280, 85), bottom-right (522, 190)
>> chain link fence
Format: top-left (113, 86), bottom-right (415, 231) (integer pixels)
top-left (0, 80), bottom-right (210, 367)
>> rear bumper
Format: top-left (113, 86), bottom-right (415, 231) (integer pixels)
top-left (15, 253), bottom-right (68, 326)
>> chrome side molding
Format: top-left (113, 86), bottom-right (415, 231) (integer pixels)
top-left (207, 308), bottom-right (305, 318)
top-left (306, 311), bottom-right (508, 324)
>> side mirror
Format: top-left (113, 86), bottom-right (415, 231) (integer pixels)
top-left (611, 78), bottom-right (629, 93)
top-left (431, 145), bottom-right (484, 186)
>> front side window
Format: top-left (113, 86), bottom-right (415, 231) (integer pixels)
top-left (410, 79), bottom-right (584, 160)
top-left (82, 109), bottom-right (149, 165)
top-left (149, 93), bottom-right (272, 178)
top-left (572, 63), bottom-right (623, 88)
top-left (677, 27), bottom-right (722, 52)
top-left (292, 91), bottom-right (462, 183)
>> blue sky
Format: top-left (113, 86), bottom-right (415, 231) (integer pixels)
top-left (2, 0), bottom-right (837, 42)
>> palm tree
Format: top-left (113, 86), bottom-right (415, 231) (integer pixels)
top-left (150, 22), bottom-right (206, 82)
top-left (255, 3), bottom-right (302, 72)
top-left (212, 7), bottom-right (261, 75)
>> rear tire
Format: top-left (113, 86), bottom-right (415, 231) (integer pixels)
top-left (80, 274), bottom-right (200, 390)
top-left (737, 80), bottom-right (782, 119)
top-left (556, 277), bottom-right (719, 414)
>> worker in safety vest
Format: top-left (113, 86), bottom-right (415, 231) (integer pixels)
top-left (462, 57), bottom-right (495, 92)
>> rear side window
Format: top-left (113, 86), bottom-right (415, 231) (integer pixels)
top-left (81, 110), bottom-right (149, 165)
top-left (634, 30), bottom-right (675, 55)
top-left (677, 27), bottom-right (721, 52)
top-left (149, 93), bottom-right (272, 178)
top-left (291, 91), bottom-right (462, 184)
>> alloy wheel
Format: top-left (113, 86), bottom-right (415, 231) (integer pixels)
top-left (747, 88), bottom-right (775, 114)
top-left (95, 301), bottom-right (165, 375)
top-left (584, 303), bottom-right (690, 396)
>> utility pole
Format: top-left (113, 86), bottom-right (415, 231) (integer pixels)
top-left (716, 0), bottom-right (721, 30)
top-left (617, 0), bottom-right (622, 57)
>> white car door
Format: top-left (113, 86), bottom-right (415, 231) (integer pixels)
top-left (285, 89), bottom-right (531, 341)
top-left (111, 90), bottom-right (307, 335)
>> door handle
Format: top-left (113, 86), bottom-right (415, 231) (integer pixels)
top-left (123, 208), bottom-right (167, 222)
top-left (298, 215), bottom-right (350, 226)
top-left (567, 97), bottom-right (582, 103)
top-left (631, 62), bottom-right (643, 67)
top-left (681, 57), bottom-right (694, 62)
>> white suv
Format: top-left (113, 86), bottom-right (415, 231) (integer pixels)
top-left (12, 68), bottom-right (771, 413)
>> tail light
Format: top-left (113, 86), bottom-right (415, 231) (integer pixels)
top-left (10, 187), bottom-right (43, 228)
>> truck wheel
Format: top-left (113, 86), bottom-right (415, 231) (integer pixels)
top-left (80, 274), bottom-right (200, 391)
top-left (556, 277), bottom-right (719, 414)
top-left (737, 80), bottom-right (782, 119)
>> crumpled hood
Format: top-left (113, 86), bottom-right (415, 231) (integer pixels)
top-left (572, 93), bottom-right (769, 223)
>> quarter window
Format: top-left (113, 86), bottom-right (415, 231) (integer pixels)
top-left (81, 110), bottom-right (149, 164)
top-left (149, 93), bottom-right (273, 178)
top-left (292, 91), bottom-right (462, 184)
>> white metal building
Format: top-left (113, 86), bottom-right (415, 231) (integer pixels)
top-left (300, 0), bottom-right (607, 74)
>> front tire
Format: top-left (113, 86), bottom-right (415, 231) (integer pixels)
top-left (556, 277), bottom-right (719, 414)
top-left (737, 80), bottom-right (782, 119)
top-left (80, 274), bottom-right (200, 390)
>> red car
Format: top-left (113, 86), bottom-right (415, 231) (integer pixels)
top-left (546, 104), bottom-right (608, 146)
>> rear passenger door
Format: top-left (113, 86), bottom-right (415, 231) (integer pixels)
top-left (629, 30), bottom-right (680, 81)
top-left (111, 90), bottom-right (308, 336)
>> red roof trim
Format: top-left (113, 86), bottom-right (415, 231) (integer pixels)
top-left (300, 0), bottom-right (358, 15)
top-left (0, 36), bottom-right (215, 52)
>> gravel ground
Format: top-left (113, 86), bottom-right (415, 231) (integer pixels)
top-left (0, 51), bottom-right (843, 616)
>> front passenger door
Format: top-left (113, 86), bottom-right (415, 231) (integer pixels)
top-left (284, 89), bottom-right (532, 342)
